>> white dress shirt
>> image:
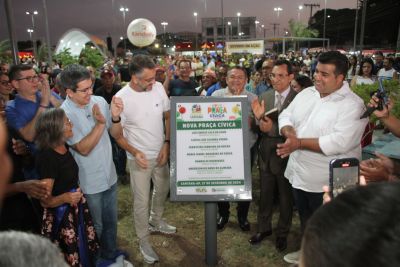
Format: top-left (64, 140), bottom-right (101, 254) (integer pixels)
top-left (279, 82), bottom-right (368, 192)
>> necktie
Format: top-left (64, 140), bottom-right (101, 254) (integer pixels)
top-left (276, 94), bottom-right (282, 111)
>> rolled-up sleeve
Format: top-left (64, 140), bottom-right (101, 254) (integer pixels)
top-left (319, 101), bottom-right (368, 156)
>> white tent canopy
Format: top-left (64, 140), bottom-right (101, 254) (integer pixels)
top-left (55, 28), bottom-right (106, 57)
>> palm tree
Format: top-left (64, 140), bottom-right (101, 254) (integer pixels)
top-left (288, 19), bottom-right (319, 51)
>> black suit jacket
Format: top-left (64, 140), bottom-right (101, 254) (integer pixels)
top-left (258, 88), bottom-right (297, 175)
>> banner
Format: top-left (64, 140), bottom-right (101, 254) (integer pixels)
top-left (225, 40), bottom-right (264, 54)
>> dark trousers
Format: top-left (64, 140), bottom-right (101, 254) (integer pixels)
top-left (257, 158), bottom-right (293, 237)
top-left (217, 142), bottom-right (256, 221)
top-left (217, 201), bottom-right (250, 220)
top-left (110, 135), bottom-right (127, 177)
top-left (292, 188), bottom-right (323, 234)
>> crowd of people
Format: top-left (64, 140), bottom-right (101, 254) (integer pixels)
top-left (0, 48), bottom-right (399, 267)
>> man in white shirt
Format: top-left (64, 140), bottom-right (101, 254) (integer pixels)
top-left (113, 54), bottom-right (175, 265)
top-left (277, 51), bottom-right (368, 264)
top-left (377, 57), bottom-right (398, 81)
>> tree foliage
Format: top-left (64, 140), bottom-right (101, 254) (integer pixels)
top-left (0, 40), bottom-right (12, 63)
top-left (78, 45), bottom-right (104, 69)
top-left (53, 48), bottom-right (78, 67)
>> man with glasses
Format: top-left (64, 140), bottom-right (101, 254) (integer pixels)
top-left (59, 64), bottom-right (132, 266)
top-left (212, 66), bottom-right (258, 232)
top-left (250, 60), bottom-right (297, 252)
top-left (113, 54), bottom-right (175, 264)
top-left (0, 71), bottom-right (13, 103)
top-left (6, 64), bottom-right (62, 144)
top-left (277, 51), bottom-right (367, 264)
top-left (167, 59), bottom-right (198, 96)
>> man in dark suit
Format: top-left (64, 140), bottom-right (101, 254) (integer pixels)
top-left (249, 60), bottom-right (297, 252)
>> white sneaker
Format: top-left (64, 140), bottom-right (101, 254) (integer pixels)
top-left (283, 250), bottom-right (300, 264)
top-left (149, 219), bottom-right (177, 234)
top-left (139, 240), bottom-right (159, 264)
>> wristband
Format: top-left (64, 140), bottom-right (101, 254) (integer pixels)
top-left (164, 140), bottom-right (170, 144)
top-left (111, 116), bottom-right (121, 123)
top-left (40, 104), bottom-right (50, 109)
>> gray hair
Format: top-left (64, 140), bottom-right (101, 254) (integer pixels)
top-left (59, 64), bottom-right (91, 92)
top-left (35, 108), bottom-right (66, 150)
top-left (0, 231), bottom-right (69, 267)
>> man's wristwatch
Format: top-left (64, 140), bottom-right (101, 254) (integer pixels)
top-left (164, 140), bottom-right (170, 144)
top-left (112, 116), bottom-right (121, 123)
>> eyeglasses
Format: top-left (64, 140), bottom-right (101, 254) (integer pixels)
top-left (269, 73), bottom-right (289, 79)
top-left (0, 80), bottom-right (11, 86)
top-left (16, 75), bottom-right (39, 83)
top-left (75, 86), bottom-right (93, 94)
top-left (64, 118), bottom-right (73, 127)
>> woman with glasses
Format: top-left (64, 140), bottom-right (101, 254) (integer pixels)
top-left (350, 58), bottom-right (376, 88)
top-left (35, 108), bottom-right (98, 267)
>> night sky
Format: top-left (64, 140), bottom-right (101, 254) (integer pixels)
top-left (0, 0), bottom-right (355, 48)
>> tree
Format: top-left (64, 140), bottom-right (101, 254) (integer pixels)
top-left (78, 45), bottom-right (105, 69)
top-left (53, 48), bottom-right (78, 67)
top-left (0, 40), bottom-right (12, 63)
top-left (288, 19), bottom-right (319, 51)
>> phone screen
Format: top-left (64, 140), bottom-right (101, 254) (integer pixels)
top-left (330, 161), bottom-right (359, 197)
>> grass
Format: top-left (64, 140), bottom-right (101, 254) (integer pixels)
top-left (116, 167), bottom-right (301, 266)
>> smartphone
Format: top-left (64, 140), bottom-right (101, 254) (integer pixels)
top-left (329, 158), bottom-right (359, 198)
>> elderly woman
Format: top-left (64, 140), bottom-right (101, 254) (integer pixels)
top-left (35, 108), bottom-right (98, 267)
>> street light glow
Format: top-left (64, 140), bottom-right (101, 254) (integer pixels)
top-left (193, 12), bottom-right (197, 17)
top-left (119, 7), bottom-right (128, 12)
top-left (237, 12), bottom-right (241, 17)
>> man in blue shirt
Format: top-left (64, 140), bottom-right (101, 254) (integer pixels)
top-left (206, 65), bottom-right (228, 96)
top-left (7, 64), bottom-right (62, 144)
top-left (60, 64), bottom-right (131, 266)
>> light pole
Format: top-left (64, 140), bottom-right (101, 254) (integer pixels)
top-left (194, 12), bottom-right (198, 52)
top-left (261, 24), bottom-right (266, 38)
top-left (119, 7), bottom-right (129, 54)
top-left (237, 12), bottom-right (241, 39)
top-left (274, 7), bottom-right (282, 18)
top-left (323, 0), bottom-right (327, 49)
top-left (27, 29), bottom-right (33, 41)
top-left (255, 20), bottom-right (260, 38)
top-left (227, 21), bottom-right (232, 40)
top-left (26, 10), bottom-right (38, 60)
top-left (161, 21), bottom-right (168, 48)
top-left (298, 5), bottom-right (304, 21)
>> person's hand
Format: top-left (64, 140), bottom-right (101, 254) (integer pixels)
top-left (39, 79), bottom-right (51, 107)
top-left (65, 188), bottom-right (83, 206)
top-left (259, 116), bottom-right (273, 133)
top-left (322, 176), bottom-right (367, 204)
top-left (21, 180), bottom-right (50, 199)
top-left (110, 96), bottom-right (123, 119)
top-left (276, 134), bottom-right (299, 158)
top-left (135, 150), bottom-right (148, 169)
top-left (368, 94), bottom-right (391, 119)
top-left (166, 68), bottom-right (174, 80)
top-left (251, 98), bottom-right (264, 120)
top-left (157, 142), bottom-right (169, 166)
top-left (92, 104), bottom-right (106, 124)
top-left (360, 153), bottom-right (393, 182)
top-left (12, 138), bottom-right (28, 155)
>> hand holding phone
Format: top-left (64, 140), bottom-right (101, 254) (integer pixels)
top-left (329, 158), bottom-right (359, 198)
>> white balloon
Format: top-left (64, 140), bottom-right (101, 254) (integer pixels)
top-left (127, 18), bottom-right (157, 47)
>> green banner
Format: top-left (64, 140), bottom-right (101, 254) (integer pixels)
top-left (177, 180), bottom-right (244, 186)
top-left (177, 120), bottom-right (242, 130)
